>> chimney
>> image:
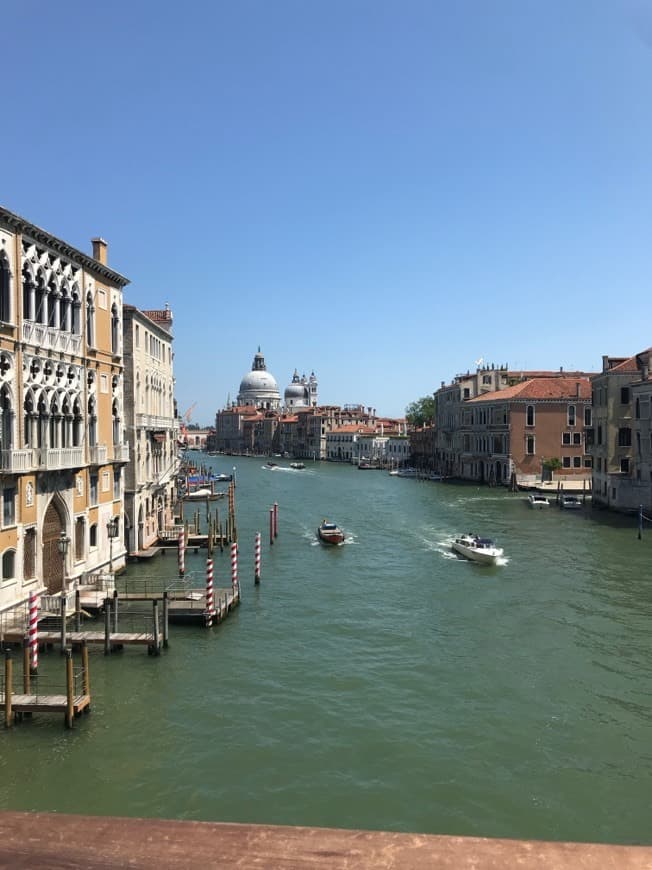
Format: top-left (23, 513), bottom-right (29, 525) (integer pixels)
top-left (91, 237), bottom-right (108, 265)
top-left (576, 381), bottom-right (581, 397)
top-left (602, 355), bottom-right (610, 373)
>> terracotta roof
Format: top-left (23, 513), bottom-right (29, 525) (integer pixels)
top-left (608, 349), bottom-right (652, 373)
top-left (469, 377), bottom-right (592, 403)
top-left (330, 425), bottom-right (374, 434)
top-left (142, 308), bottom-right (172, 323)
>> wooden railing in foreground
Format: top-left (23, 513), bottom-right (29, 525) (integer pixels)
top-left (0, 813), bottom-right (649, 869)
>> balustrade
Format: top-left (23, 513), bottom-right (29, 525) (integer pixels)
top-left (0, 448), bottom-right (36, 472)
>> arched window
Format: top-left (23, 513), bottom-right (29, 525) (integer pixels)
top-left (23, 528), bottom-right (36, 579)
top-left (0, 385), bottom-right (13, 452)
top-left (71, 288), bottom-right (81, 335)
top-left (48, 279), bottom-right (58, 328)
top-left (111, 303), bottom-right (120, 354)
top-left (22, 265), bottom-right (34, 321)
top-left (526, 405), bottom-right (535, 427)
top-left (35, 273), bottom-right (47, 325)
top-left (86, 291), bottom-right (95, 347)
top-left (1, 549), bottom-right (15, 581)
top-left (73, 398), bottom-right (83, 447)
top-left (75, 516), bottom-right (85, 560)
top-left (112, 399), bottom-right (120, 446)
top-left (0, 254), bottom-right (11, 324)
top-left (88, 396), bottom-right (97, 447)
top-left (89, 523), bottom-right (98, 548)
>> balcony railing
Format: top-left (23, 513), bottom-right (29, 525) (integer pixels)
top-left (22, 321), bottom-right (82, 355)
top-left (89, 444), bottom-right (109, 465)
top-left (113, 443), bottom-right (130, 462)
top-left (0, 448), bottom-right (36, 472)
top-left (38, 447), bottom-right (84, 470)
top-left (136, 414), bottom-right (174, 430)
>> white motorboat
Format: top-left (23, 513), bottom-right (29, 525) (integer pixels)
top-left (451, 533), bottom-right (504, 565)
top-left (528, 493), bottom-right (550, 509)
top-left (560, 494), bottom-right (582, 510)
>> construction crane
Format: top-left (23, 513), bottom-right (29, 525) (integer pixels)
top-left (180, 402), bottom-right (197, 444)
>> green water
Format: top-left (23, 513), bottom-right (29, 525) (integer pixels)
top-left (1, 457), bottom-right (651, 844)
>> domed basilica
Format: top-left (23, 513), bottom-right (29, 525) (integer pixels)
top-left (236, 348), bottom-right (317, 410)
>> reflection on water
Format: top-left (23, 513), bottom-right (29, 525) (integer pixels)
top-left (0, 458), bottom-right (650, 845)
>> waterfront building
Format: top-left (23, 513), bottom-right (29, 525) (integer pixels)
top-left (409, 425), bottom-right (437, 470)
top-left (0, 207), bottom-right (129, 609)
top-left (122, 305), bottom-right (179, 554)
top-left (433, 364), bottom-right (593, 481)
top-left (465, 376), bottom-right (592, 486)
top-left (589, 350), bottom-right (652, 512)
top-left (183, 428), bottom-right (213, 451)
top-left (325, 425), bottom-right (375, 462)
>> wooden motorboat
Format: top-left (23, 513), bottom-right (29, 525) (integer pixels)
top-left (290, 462), bottom-right (305, 469)
top-left (317, 520), bottom-right (345, 545)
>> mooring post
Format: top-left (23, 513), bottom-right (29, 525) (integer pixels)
top-left (163, 592), bottom-right (169, 648)
top-left (113, 589), bottom-right (119, 634)
top-left (75, 588), bottom-right (81, 632)
top-left (65, 648), bottom-right (74, 728)
top-left (4, 650), bottom-right (13, 728)
top-left (269, 508), bottom-right (274, 546)
top-left (104, 598), bottom-right (111, 655)
top-left (22, 639), bottom-right (30, 695)
top-left (638, 504), bottom-right (643, 540)
top-left (254, 531), bottom-right (261, 585)
top-left (60, 593), bottom-right (67, 652)
top-left (81, 641), bottom-right (90, 698)
top-left (273, 502), bottom-right (278, 539)
top-left (153, 600), bottom-right (160, 654)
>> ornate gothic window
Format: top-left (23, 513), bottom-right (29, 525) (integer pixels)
top-left (0, 254), bottom-right (11, 324)
top-left (111, 303), bottom-right (120, 354)
top-left (86, 291), bottom-right (95, 347)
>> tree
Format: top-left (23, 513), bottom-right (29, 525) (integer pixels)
top-left (405, 396), bottom-right (435, 427)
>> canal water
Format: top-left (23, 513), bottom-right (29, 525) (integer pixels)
top-left (1, 456), bottom-right (651, 845)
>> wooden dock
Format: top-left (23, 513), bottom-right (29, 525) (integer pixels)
top-left (2, 646), bottom-right (91, 728)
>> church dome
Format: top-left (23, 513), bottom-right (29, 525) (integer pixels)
top-left (237, 348), bottom-right (281, 409)
top-left (240, 370), bottom-right (279, 393)
top-left (284, 369), bottom-right (309, 407)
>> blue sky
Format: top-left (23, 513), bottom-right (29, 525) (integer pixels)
top-left (3, 1), bottom-right (652, 423)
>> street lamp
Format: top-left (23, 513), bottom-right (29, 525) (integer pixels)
top-left (107, 516), bottom-right (119, 576)
top-left (57, 531), bottom-right (70, 593)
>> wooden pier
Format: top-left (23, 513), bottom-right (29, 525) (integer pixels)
top-left (3, 598), bottom-right (164, 655)
top-left (1, 645), bottom-right (91, 728)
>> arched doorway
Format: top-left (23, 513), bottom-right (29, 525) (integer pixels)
top-left (42, 500), bottom-right (65, 593)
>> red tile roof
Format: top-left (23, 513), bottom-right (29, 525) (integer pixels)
top-left (469, 377), bottom-right (592, 402)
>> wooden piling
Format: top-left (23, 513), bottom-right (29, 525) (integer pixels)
top-left (113, 590), bottom-right (119, 633)
top-left (65, 649), bottom-right (74, 728)
top-left (81, 642), bottom-right (90, 698)
top-left (104, 599), bottom-right (111, 655)
top-left (152, 601), bottom-right (160, 655)
top-left (4, 650), bottom-right (13, 728)
top-left (60, 594), bottom-right (67, 651)
top-left (163, 592), bottom-right (169, 648)
top-left (75, 589), bottom-right (81, 632)
top-left (269, 508), bottom-right (274, 546)
top-left (22, 639), bottom-right (30, 695)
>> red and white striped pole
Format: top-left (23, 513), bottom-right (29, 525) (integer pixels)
top-left (273, 501), bottom-right (278, 539)
top-left (230, 541), bottom-right (238, 593)
top-left (205, 557), bottom-right (215, 627)
top-left (28, 592), bottom-right (39, 673)
top-left (178, 529), bottom-right (185, 577)
top-left (269, 507), bottom-right (274, 546)
top-left (254, 532), bottom-right (261, 585)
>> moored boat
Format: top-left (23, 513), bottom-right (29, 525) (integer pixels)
top-left (451, 533), bottom-right (504, 565)
top-left (317, 520), bottom-right (345, 545)
top-left (528, 493), bottom-right (550, 509)
top-left (290, 462), bottom-right (305, 469)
